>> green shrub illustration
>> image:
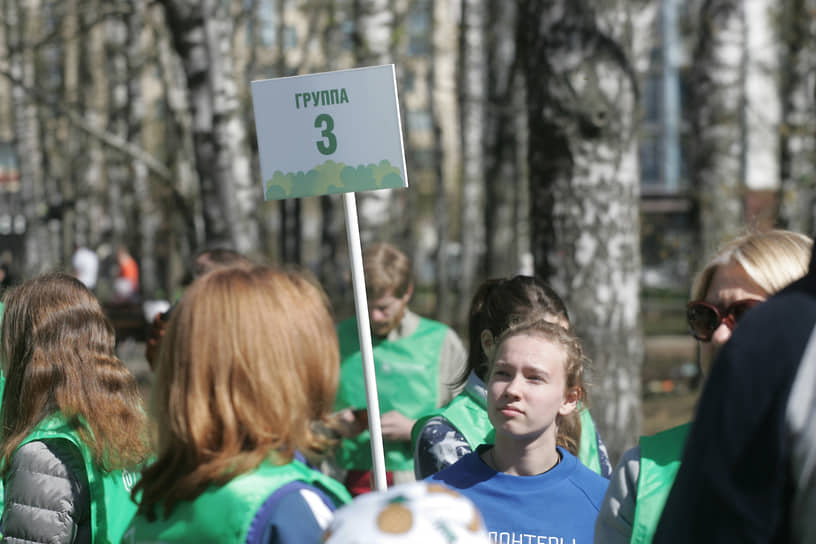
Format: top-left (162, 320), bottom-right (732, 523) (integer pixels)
top-left (265, 159), bottom-right (404, 200)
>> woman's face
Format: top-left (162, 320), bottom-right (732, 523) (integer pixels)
top-left (699, 261), bottom-right (767, 374)
top-left (486, 333), bottom-right (577, 445)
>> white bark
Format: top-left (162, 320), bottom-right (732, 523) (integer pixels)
top-left (457, 0), bottom-right (486, 318)
top-left (743, 0), bottom-right (780, 191)
top-left (6, 0), bottom-right (52, 276)
top-left (159, 0), bottom-right (258, 252)
top-left (353, 0), bottom-right (395, 245)
top-left (522, 0), bottom-right (643, 462)
top-left (777, 0), bottom-right (816, 233)
top-left (690, 0), bottom-right (746, 257)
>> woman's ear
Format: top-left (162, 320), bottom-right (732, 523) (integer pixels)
top-left (480, 330), bottom-right (494, 359)
top-left (559, 386), bottom-right (580, 416)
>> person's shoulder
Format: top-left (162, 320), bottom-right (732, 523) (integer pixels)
top-left (426, 450), bottom-right (485, 486)
top-left (13, 438), bottom-right (86, 478)
top-left (249, 480), bottom-right (337, 544)
top-left (563, 449), bottom-right (610, 508)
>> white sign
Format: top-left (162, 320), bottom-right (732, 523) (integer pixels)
top-left (251, 64), bottom-right (408, 200)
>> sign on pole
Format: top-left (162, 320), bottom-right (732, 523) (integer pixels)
top-left (251, 65), bottom-right (408, 492)
top-left (251, 64), bottom-right (408, 200)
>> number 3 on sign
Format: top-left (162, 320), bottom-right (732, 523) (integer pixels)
top-left (315, 113), bottom-right (337, 155)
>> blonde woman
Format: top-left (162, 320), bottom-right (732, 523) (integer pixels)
top-left (595, 229), bottom-right (813, 544)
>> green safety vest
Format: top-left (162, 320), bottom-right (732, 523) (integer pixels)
top-left (334, 316), bottom-right (450, 472)
top-left (0, 371), bottom-right (4, 509)
top-left (0, 303), bottom-right (4, 509)
top-left (14, 414), bottom-right (140, 544)
top-left (412, 391), bottom-right (604, 475)
top-left (124, 459), bottom-right (351, 543)
top-left (577, 408), bottom-right (602, 475)
top-left (411, 384), bottom-right (494, 452)
top-left (631, 422), bottom-right (691, 544)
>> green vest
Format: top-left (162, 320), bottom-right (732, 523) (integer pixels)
top-left (15, 414), bottom-right (140, 544)
top-left (411, 390), bottom-right (605, 476)
top-left (411, 384), bottom-right (494, 453)
top-left (631, 422), bottom-right (691, 544)
top-left (577, 408), bottom-right (602, 474)
top-left (123, 459), bottom-right (351, 543)
top-left (0, 371), bottom-right (5, 509)
top-left (334, 316), bottom-right (450, 472)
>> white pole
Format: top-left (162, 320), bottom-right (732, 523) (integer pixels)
top-left (342, 192), bottom-right (388, 491)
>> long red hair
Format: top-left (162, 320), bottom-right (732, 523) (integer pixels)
top-left (135, 264), bottom-right (340, 519)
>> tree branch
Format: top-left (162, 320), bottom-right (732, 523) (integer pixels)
top-left (0, 60), bottom-right (172, 182)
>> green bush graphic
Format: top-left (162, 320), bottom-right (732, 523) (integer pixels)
top-left (264, 159), bottom-right (404, 200)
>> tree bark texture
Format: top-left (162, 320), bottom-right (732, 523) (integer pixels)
top-left (688, 0), bottom-right (746, 259)
top-left (457, 0), bottom-right (487, 321)
top-left (159, 0), bottom-right (257, 252)
top-left (777, 0), bottom-right (816, 234)
top-left (5, 0), bottom-right (53, 276)
top-left (518, 0), bottom-right (644, 463)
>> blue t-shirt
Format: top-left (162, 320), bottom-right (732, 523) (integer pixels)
top-left (428, 445), bottom-right (608, 543)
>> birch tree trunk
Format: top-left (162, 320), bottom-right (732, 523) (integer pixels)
top-left (743, 0), bottom-right (780, 220)
top-left (159, 0), bottom-right (258, 252)
top-left (688, 0), bottom-right (746, 258)
top-left (151, 1), bottom-right (202, 262)
top-left (352, 0), bottom-right (396, 245)
top-left (5, 0), bottom-right (52, 276)
top-left (84, 0), bottom-right (114, 260)
top-left (126, 1), bottom-right (162, 298)
top-left (483, 0), bottom-right (523, 277)
top-left (777, 0), bottom-right (816, 233)
top-left (431, 0), bottom-right (457, 323)
top-left (518, 0), bottom-right (644, 463)
top-left (61, 0), bottom-right (80, 256)
top-left (457, 0), bottom-right (487, 321)
top-left (318, 1), bottom-right (352, 312)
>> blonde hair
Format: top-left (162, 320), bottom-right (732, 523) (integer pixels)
top-left (488, 318), bottom-right (588, 455)
top-left (135, 264), bottom-right (340, 519)
top-left (0, 273), bottom-right (150, 474)
top-left (363, 242), bottom-right (414, 299)
top-left (691, 229), bottom-right (812, 301)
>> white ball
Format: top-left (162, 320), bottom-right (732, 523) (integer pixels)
top-left (323, 481), bottom-right (489, 544)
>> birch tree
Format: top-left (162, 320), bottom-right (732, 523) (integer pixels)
top-left (517, 0), bottom-right (644, 462)
top-left (777, 0), bottom-right (816, 233)
top-left (351, 0), bottom-right (397, 246)
top-left (483, 0), bottom-right (527, 278)
top-left (457, 0), bottom-right (487, 320)
top-left (4, 0), bottom-right (53, 276)
top-left (687, 0), bottom-right (746, 258)
top-left (158, 0), bottom-right (258, 253)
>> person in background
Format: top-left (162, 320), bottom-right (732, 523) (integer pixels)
top-left (126, 265), bottom-right (350, 542)
top-left (71, 243), bottom-right (99, 290)
top-left (332, 242), bottom-right (467, 495)
top-left (413, 275), bottom-right (612, 479)
top-left (654, 237), bottom-right (816, 543)
top-left (0, 272), bottom-right (150, 543)
top-left (428, 317), bottom-right (608, 542)
top-left (322, 481), bottom-right (489, 544)
top-left (114, 244), bottom-right (140, 302)
top-left (144, 247), bottom-right (250, 369)
top-left (595, 229), bottom-right (813, 544)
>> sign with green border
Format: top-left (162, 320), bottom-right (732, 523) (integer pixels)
top-left (251, 64), bottom-right (408, 201)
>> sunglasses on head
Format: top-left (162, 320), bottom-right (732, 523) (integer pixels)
top-left (686, 299), bottom-right (763, 342)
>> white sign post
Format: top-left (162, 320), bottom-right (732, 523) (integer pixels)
top-left (251, 65), bottom-right (408, 492)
